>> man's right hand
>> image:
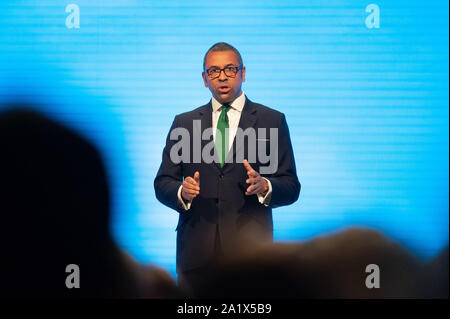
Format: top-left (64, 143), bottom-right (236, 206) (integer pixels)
top-left (181, 171), bottom-right (200, 202)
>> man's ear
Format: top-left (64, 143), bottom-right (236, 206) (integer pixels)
top-left (241, 66), bottom-right (246, 82)
top-left (202, 72), bottom-right (208, 87)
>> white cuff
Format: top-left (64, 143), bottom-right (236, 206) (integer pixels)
top-left (177, 185), bottom-right (192, 211)
top-left (257, 178), bottom-right (272, 207)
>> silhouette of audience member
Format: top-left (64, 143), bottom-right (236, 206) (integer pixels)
top-left (422, 246), bottom-right (448, 298)
top-left (0, 106), bottom-right (183, 299)
top-left (198, 228), bottom-right (426, 298)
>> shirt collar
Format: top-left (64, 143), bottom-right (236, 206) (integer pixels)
top-left (211, 91), bottom-right (246, 113)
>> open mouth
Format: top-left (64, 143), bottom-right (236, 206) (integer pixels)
top-left (218, 86), bottom-right (231, 94)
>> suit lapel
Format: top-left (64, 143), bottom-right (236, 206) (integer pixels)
top-left (198, 101), bottom-right (222, 173)
top-left (198, 97), bottom-right (258, 172)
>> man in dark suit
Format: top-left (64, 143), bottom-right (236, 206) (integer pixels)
top-left (154, 42), bottom-right (300, 296)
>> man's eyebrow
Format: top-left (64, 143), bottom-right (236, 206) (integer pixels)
top-left (207, 63), bottom-right (237, 69)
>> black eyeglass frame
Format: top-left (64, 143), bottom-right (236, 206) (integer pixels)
top-left (204, 65), bottom-right (244, 79)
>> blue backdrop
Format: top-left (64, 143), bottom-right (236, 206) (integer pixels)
top-left (1, 0), bottom-right (448, 276)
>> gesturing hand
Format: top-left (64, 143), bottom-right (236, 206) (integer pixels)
top-left (243, 160), bottom-right (268, 196)
top-left (181, 171), bottom-right (200, 202)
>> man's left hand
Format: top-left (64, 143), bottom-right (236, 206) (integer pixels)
top-left (243, 159), bottom-right (269, 196)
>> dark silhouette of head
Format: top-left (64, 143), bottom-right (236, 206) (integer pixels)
top-left (423, 245), bottom-right (449, 298)
top-left (199, 228), bottom-right (426, 298)
top-left (0, 105), bottom-right (135, 298)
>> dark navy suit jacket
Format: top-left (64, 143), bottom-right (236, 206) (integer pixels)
top-left (154, 97), bottom-right (300, 273)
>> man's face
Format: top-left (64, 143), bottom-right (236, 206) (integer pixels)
top-left (202, 50), bottom-right (246, 104)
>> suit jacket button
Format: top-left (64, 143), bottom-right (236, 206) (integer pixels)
top-left (219, 174), bottom-right (224, 179)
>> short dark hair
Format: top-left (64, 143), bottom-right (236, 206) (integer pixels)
top-left (203, 42), bottom-right (243, 70)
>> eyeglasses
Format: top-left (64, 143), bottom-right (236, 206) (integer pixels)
top-left (205, 65), bottom-right (243, 79)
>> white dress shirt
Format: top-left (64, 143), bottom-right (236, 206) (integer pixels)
top-left (178, 92), bottom-right (272, 210)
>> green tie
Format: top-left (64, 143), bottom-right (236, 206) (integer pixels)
top-left (216, 104), bottom-right (231, 167)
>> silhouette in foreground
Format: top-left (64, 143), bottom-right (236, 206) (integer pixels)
top-left (422, 245), bottom-right (448, 298)
top-left (0, 106), bottom-right (182, 299)
top-left (198, 228), bottom-right (434, 298)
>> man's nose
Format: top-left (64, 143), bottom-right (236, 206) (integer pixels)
top-left (218, 69), bottom-right (228, 81)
